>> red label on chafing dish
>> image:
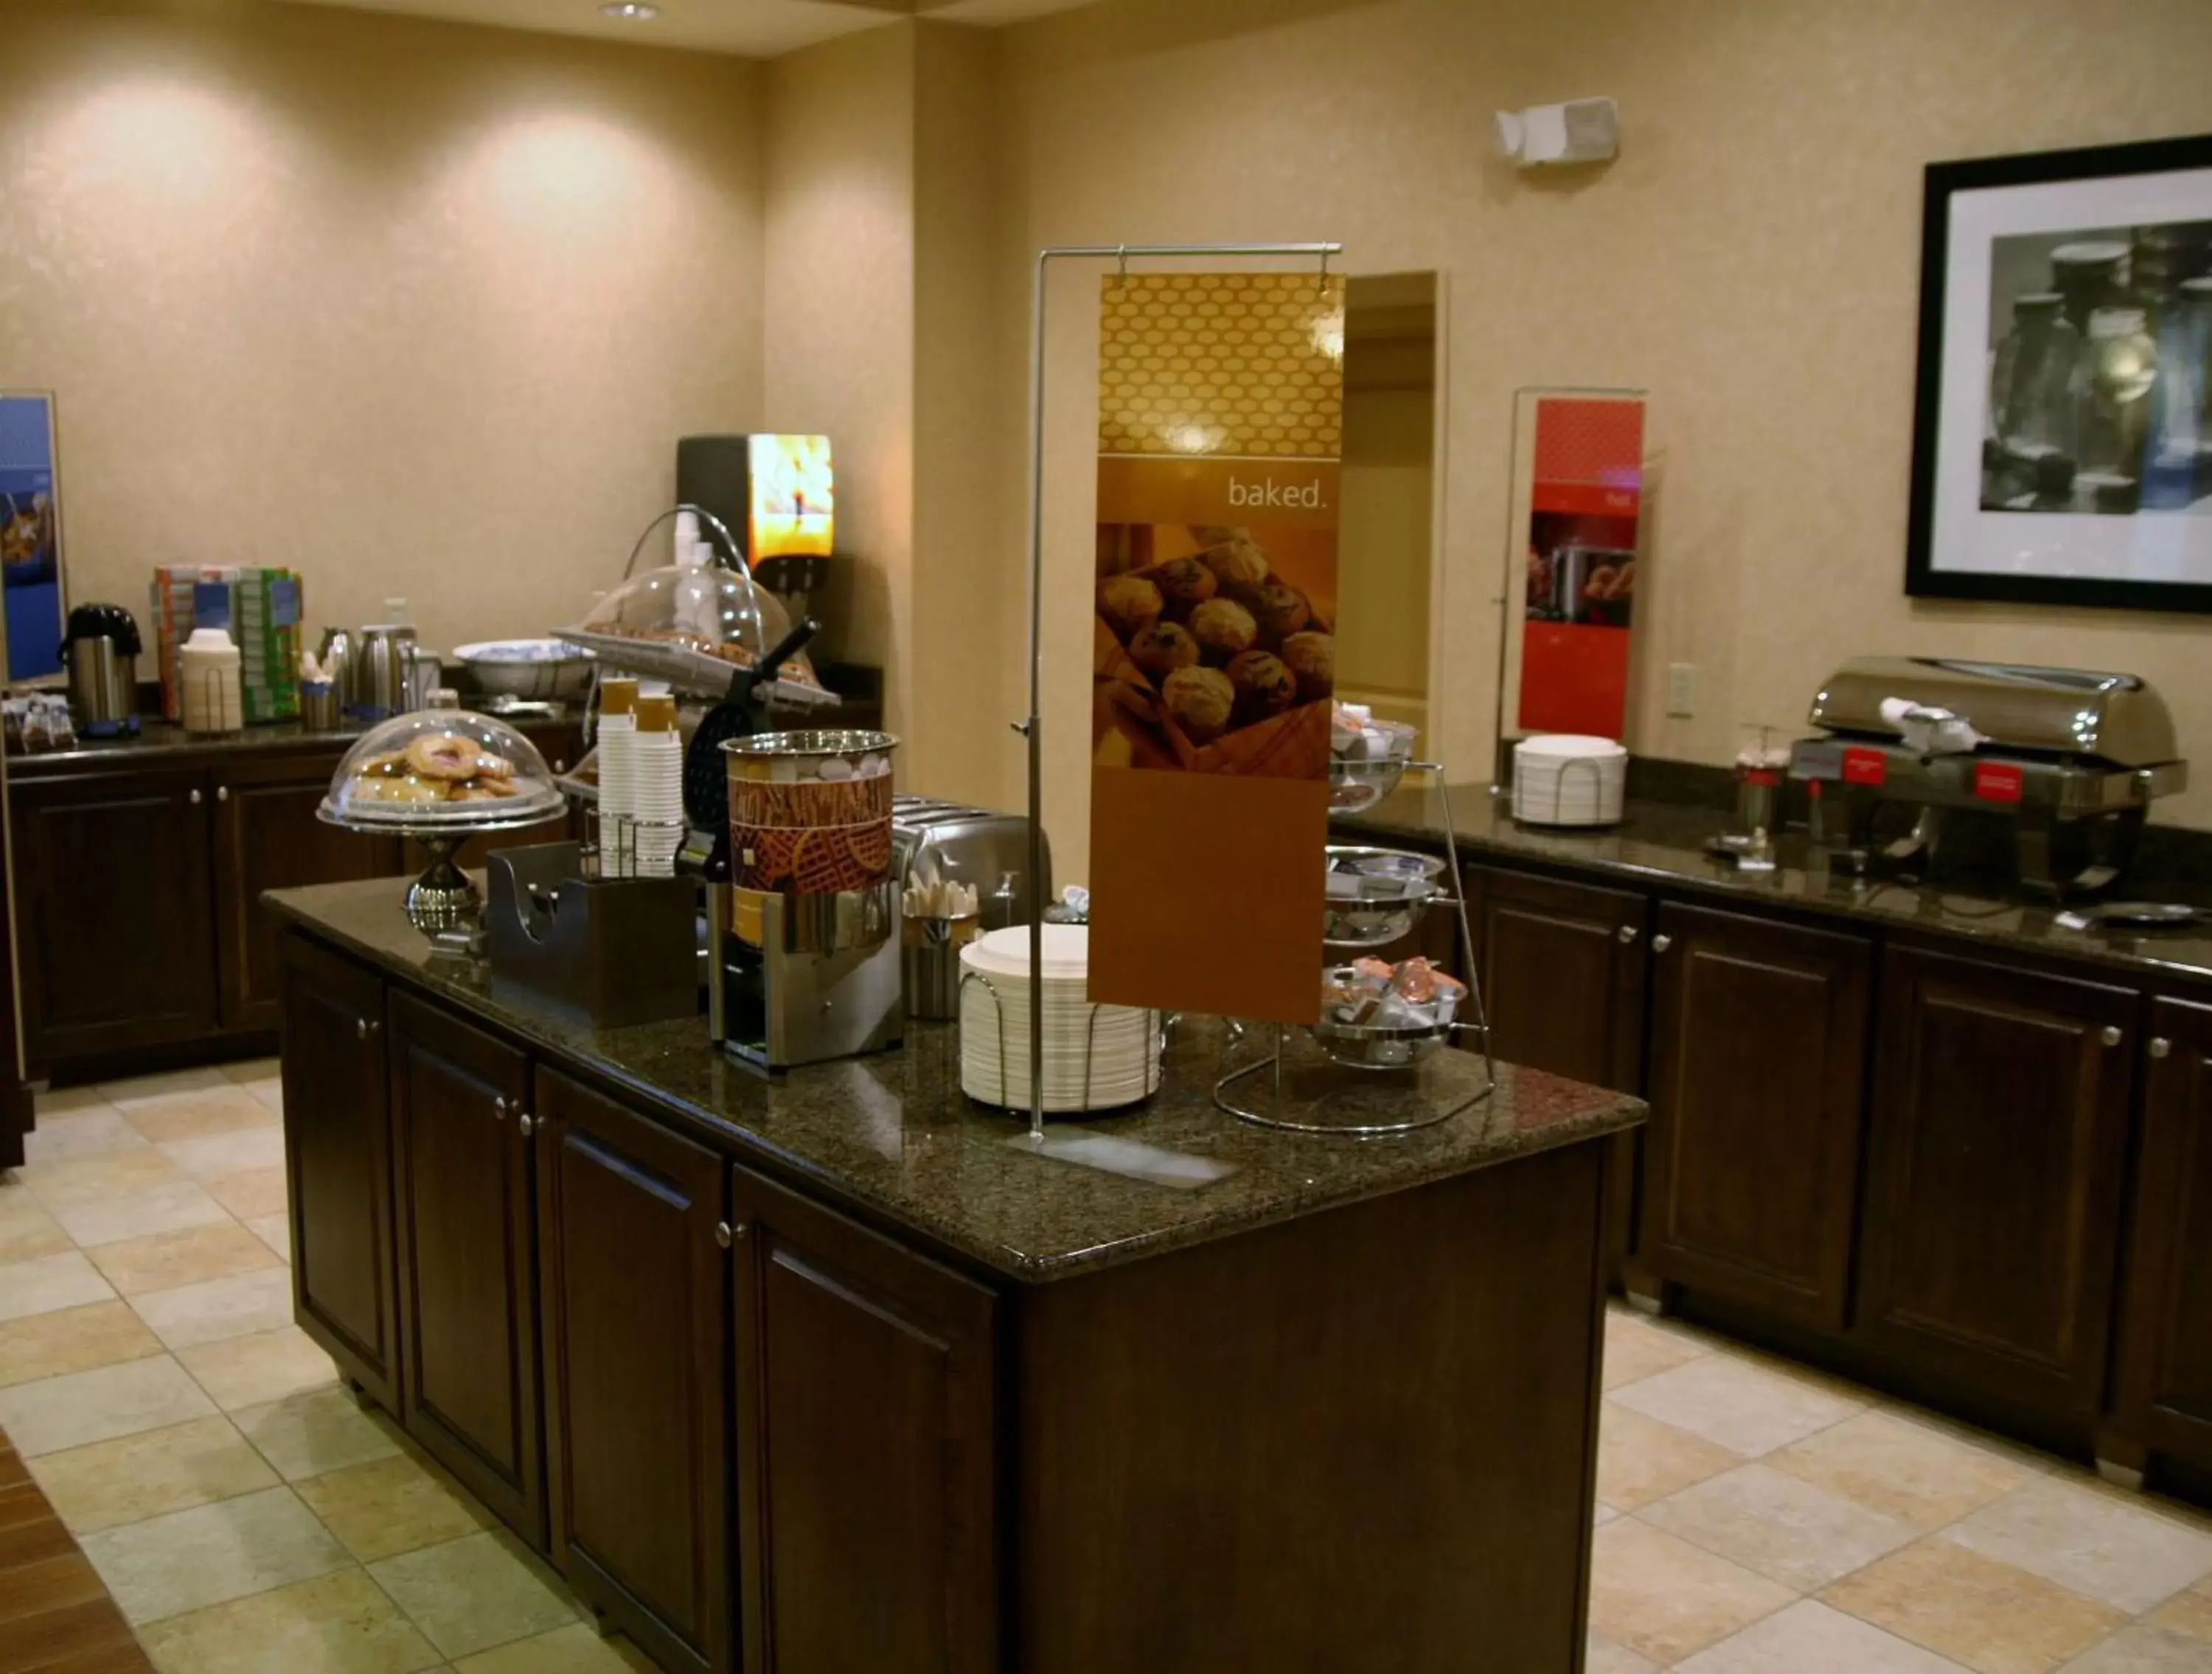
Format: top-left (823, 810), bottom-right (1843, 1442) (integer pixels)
top-left (1842, 748), bottom-right (1887, 787)
top-left (1974, 762), bottom-right (2025, 804)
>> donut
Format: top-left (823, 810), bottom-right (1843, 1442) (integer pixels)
top-left (405, 732), bottom-right (478, 782)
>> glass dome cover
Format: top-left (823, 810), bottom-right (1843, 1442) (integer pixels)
top-left (321, 709), bottom-right (564, 827)
top-left (572, 562), bottom-right (818, 678)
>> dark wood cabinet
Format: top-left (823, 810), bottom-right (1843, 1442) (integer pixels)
top-left (731, 1164), bottom-right (997, 1674)
top-left (1858, 945), bottom-right (2137, 1419)
top-left (537, 1071), bottom-right (730, 1674)
top-left (389, 993), bottom-right (543, 1546)
top-left (10, 766), bottom-right (218, 1067)
top-left (1467, 866), bottom-right (1649, 1279)
top-left (1467, 866), bottom-right (1648, 1093)
top-left (1642, 902), bottom-right (1872, 1329)
top-left (279, 936), bottom-right (400, 1410)
top-left (2114, 995), bottom-right (2212, 1476)
top-left (215, 755), bottom-right (400, 1033)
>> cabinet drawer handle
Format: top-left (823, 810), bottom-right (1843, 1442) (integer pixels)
top-left (216, 785), bottom-right (229, 802)
top-left (2101, 1026), bottom-right (2124, 1049)
top-left (714, 1221), bottom-right (733, 1249)
top-left (2149, 1037), bottom-right (2171, 1060)
top-left (517, 1113), bottom-right (535, 1136)
top-left (1652, 934), bottom-right (1673, 953)
top-left (189, 788), bottom-right (203, 805)
top-left (355, 1017), bottom-right (380, 1041)
top-left (1617, 925), bottom-right (1639, 944)
top-left (493, 1096), bottom-right (507, 1119)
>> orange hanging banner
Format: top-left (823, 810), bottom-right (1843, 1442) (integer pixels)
top-left (1086, 272), bottom-right (1346, 1024)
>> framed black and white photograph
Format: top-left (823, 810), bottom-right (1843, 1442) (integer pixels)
top-left (1905, 133), bottom-right (2212, 612)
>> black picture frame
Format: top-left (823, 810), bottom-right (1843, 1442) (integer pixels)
top-left (1904, 131), bottom-right (2212, 614)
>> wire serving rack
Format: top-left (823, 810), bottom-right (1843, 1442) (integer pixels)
top-left (1213, 763), bottom-right (1496, 1138)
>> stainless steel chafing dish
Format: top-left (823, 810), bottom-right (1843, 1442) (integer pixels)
top-left (1789, 657), bottom-right (2187, 895)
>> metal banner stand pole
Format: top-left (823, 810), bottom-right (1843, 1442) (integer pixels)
top-left (1020, 240), bottom-right (1343, 1145)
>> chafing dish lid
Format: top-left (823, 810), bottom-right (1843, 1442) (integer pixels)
top-left (1807, 657), bottom-right (2177, 766)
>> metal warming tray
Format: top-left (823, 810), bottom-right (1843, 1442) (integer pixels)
top-left (891, 796), bottom-right (1051, 931)
top-left (1791, 657), bottom-right (2188, 896)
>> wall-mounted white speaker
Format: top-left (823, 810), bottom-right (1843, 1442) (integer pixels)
top-left (1494, 97), bottom-right (1620, 168)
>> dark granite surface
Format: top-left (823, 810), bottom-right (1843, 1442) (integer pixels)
top-left (1340, 785), bottom-right (2212, 986)
top-left (11, 712), bottom-right (582, 775)
top-left (268, 878), bottom-right (1644, 1285)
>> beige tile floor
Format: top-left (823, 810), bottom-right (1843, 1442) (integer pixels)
top-left (0, 1061), bottom-right (655, 1674)
top-left (4, 1065), bottom-right (2212, 1672)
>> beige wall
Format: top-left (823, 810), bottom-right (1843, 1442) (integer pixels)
top-left (987, 0), bottom-right (2212, 881)
top-left (0, 0), bottom-right (764, 658)
top-left (762, 21), bottom-right (914, 717)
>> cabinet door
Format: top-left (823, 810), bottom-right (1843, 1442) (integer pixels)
top-left (389, 993), bottom-right (543, 1546)
top-left (1468, 866), bottom-right (1647, 1093)
top-left (731, 1165), bottom-right (997, 1674)
top-left (1858, 945), bottom-right (2136, 1418)
top-left (10, 766), bottom-right (216, 1065)
top-left (2114, 996), bottom-right (2212, 1471)
top-left (538, 1071), bottom-right (729, 1674)
top-left (1468, 866), bottom-right (1648, 1282)
top-left (279, 937), bottom-right (400, 1409)
top-left (1644, 902), bottom-right (1872, 1329)
top-left (214, 753), bottom-right (402, 1033)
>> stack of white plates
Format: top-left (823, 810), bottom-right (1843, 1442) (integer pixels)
top-left (959, 925), bottom-right (1161, 1114)
top-left (1513, 734), bottom-right (1627, 827)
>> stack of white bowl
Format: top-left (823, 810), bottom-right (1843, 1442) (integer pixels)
top-left (1512, 734), bottom-right (1628, 827)
top-left (959, 925), bottom-right (1161, 1114)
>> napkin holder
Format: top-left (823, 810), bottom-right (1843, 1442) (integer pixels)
top-left (486, 843), bottom-right (700, 1027)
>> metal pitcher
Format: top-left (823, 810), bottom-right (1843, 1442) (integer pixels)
top-left (352, 624), bottom-right (414, 719)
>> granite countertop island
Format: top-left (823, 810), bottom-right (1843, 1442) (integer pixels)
top-left (268, 876), bottom-right (1640, 1672)
top-left (267, 875), bottom-right (1641, 1283)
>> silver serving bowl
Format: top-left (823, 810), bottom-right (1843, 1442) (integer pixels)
top-left (453, 639), bottom-right (595, 701)
top-left (1329, 755), bottom-right (1413, 813)
top-left (1322, 846), bottom-right (1447, 946)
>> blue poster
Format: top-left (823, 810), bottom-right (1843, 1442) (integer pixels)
top-left (0, 395), bottom-right (63, 681)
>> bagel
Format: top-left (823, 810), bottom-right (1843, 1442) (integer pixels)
top-left (405, 732), bottom-right (479, 782)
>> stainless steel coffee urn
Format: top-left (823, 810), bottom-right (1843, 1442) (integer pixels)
top-left (60, 604), bottom-right (142, 737)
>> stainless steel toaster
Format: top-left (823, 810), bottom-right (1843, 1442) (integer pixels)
top-left (892, 796), bottom-right (1052, 930)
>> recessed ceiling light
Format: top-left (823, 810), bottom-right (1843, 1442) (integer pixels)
top-left (600, 1), bottom-right (658, 18)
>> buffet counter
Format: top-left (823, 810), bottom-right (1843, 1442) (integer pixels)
top-left (270, 876), bottom-right (1640, 1674)
top-left (1339, 784), bottom-right (2212, 1507)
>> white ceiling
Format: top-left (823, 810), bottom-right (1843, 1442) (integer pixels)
top-left (274, 0), bottom-right (1096, 58)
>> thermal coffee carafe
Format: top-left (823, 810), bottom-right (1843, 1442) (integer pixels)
top-left (59, 604), bottom-right (142, 737)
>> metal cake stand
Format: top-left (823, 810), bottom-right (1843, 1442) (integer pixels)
top-left (319, 804), bottom-right (566, 934)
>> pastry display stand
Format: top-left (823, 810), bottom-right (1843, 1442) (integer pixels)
top-left (554, 504), bottom-right (841, 712)
top-left (317, 808), bottom-right (563, 935)
top-left (1213, 763), bottom-right (1498, 1138)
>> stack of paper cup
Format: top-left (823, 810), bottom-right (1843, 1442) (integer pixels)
top-left (631, 694), bottom-right (686, 877)
top-left (597, 677), bottom-right (638, 873)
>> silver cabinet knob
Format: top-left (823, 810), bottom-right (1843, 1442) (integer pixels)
top-left (356, 1018), bottom-right (371, 1041)
top-left (2101, 1025), bottom-right (2124, 1048)
top-left (2149, 1037), bottom-right (2171, 1060)
top-left (517, 1113), bottom-right (535, 1136)
top-left (714, 1222), bottom-right (733, 1249)
top-left (1617, 924), bottom-right (1639, 944)
top-left (216, 785), bottom-right (229, 802)
top-left (189, 788), bottom-right (203, 805)
top-left (493, 1096), bottom-right (508, 1119)
top-left (1652, 934), bottom-right (1673, 953)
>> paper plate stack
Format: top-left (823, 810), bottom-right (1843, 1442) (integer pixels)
top-left (1512, 734), bottom-right (1628, 827)
top-left (959, 925), bottom-right (1161, 1114)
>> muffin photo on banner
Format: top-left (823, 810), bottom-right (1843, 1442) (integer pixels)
top-left (1088, 271), bottom-right (1346, 1023)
